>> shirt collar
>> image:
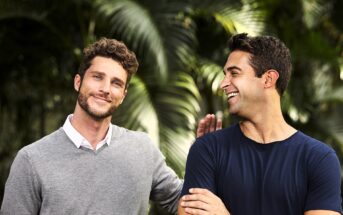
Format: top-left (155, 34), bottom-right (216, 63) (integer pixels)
top-left (62, 114), bottom-right (113, 149)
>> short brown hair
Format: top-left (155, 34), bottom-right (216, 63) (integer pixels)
top-left (228, 33), bottom-right (292, 95)
top-left (78, 38), bottom-right (139, 88)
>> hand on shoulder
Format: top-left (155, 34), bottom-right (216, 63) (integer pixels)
top-left (196, 114), bottom-right (222, 138)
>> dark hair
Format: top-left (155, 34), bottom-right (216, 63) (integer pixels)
top-left (78, 38), bottom-right (139, 88)
top-left (228, 33), bottom-right (292, 95)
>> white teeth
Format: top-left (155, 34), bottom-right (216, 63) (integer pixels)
top-left (228, 92), bottom-right (238, 98)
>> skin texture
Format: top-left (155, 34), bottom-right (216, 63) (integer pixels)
top-left (196, 114), bottom-right (222, 138)
top-left (178, 188), bottom-right (230, 215)
top-left (178, 50), bottom-right (340, 215)
top-left (75, 56), bottom-right (127, 119)
top-left (221, 51), bottom-right (266, 117)
top-left (71, 56), bottom-right (127, 149)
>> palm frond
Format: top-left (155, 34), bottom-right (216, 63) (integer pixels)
top-left (112, 76), bottom-right (160, 144)
top-left (95, 0), bottom-right (169, 81)
top-left (156, 72), bottom-right (201, 176)
top-left (301, 0), bottom-right (332, 28)
top-left (191, 0), bottom-right (266, 35)
top-left (214, 4), bottom-right (266, 35)
top-left (197, 60), bottom-right (225, 95)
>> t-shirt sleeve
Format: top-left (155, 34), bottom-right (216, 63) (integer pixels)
top-left (181, 137), bottom-right (217, 197)
top-left (1, 149), bottom-right (41, 214)
top-left (305, 151), bottom-right (342, 213)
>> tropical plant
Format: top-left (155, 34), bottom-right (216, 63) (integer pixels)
top-left (0, 0), bottom-right (342, 214)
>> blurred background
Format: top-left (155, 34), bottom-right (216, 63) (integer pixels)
top-left (0, 0), bottom-right (342, 214)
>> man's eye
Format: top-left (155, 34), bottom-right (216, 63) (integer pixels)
top-left (112, 81), bottom-right (123, 87)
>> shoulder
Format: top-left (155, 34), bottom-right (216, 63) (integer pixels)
top-left (112, 125), bottom-right (150, 139)
top-left (194, 123), bottom-right (239, 147)
top-left (189, 124), bottom-right (239, 156)
top-left (291, 131), bottom-right (337, 168)
top-left (12, 128), bottom-right (66, 166)
top-left (20, 128), bottom-right (66, 155)
top-left (110, 124), bottom-right (157, 152)
top-left (294, 131), bottom-right (335, 155)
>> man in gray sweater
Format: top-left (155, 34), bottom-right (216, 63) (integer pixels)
top-left (1, 38), bottom-right (221, 214)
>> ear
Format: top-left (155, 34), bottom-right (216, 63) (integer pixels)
top-left (263, 70), bottom-right (279, 89)
top-left (120, 89), bottom-right (128, 104)
top-left (74, 74), bottom-right (81, 92)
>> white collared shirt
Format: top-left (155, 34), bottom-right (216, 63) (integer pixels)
top-left (62, 114), bottom-right (113, 151)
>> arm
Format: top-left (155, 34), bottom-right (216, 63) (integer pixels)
top-left (304, 152), bottom-right (342, 214)
top-left (178, 188), bottom-right (230, 215)
top-left (1, 149), bottom-right (41, 214)
top-left (196, 114), bottom-right (222, 138)
top-left (304, 210), bottom-right (341, 215)
top-left (149, 141), bottom-right (183, 214)
top-left (179, 136), bottom-right (222, 214)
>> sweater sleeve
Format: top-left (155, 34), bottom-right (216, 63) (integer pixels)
top-left (304, 151), bottom-right (342, 213)
top-left (149, 143), bottom-right (183, 214)
top-left (1, 149), bottom-right (41, 214)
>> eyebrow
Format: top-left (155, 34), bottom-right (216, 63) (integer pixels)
top-left (89, 71), bottom-right (104, 75)
top-left (223, 66), bottom-right (242, 74)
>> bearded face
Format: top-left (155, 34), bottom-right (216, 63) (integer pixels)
top-left (74, 56), bottom-right (128, 121)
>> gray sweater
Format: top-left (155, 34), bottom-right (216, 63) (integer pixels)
top-left (1, 125), bottom-right (182, 214)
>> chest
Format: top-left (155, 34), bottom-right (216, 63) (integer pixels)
top-left (216, 144), bottom-right (308, 210)
top-left (36, 148), bottom-right (153, 208)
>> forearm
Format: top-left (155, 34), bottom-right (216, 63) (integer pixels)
top-left (304, 210), bottom-right (341, 215)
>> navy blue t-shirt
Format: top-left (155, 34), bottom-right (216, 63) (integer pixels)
top-left (181, 124), bottom-right (342, 215)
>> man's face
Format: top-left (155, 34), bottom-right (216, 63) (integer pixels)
top-left (220, 50), bottom-right (265, 117)
top-left (74, 56), bottom-right (127, 120)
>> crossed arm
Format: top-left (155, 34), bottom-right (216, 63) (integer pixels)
top-left (179, 115), bottom-right (226, 215)
top-left (178, 189), bottom-right (341, 215)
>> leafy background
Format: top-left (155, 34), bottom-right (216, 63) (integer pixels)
top-left (0, 0), bottom-right (342, 213)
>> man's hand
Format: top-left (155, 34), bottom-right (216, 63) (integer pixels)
top-left (196, 114), bottom-right (222, 138)
top-left (179, 188), bottom-right (230, 215)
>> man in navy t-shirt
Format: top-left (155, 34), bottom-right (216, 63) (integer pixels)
top-left (178, 33), bottom-right (342, 215)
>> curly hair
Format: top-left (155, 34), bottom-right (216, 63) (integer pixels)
top-left (78, 38), bottom-right (139, 88)
top-left (228, 33), bottom-right (292, 95)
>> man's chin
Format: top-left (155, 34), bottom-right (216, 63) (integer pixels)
top-left (85, 108), bottom-right (116, 121)
top-left (89, 112), bottom-right (113, 121)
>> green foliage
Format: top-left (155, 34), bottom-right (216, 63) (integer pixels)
top-left (0, 0), bottom-right (342, 213)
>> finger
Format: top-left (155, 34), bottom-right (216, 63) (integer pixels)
top-left (189, 188), bottom-right (212, 196)
top-left (182, 194), bottom-right (209, 203)
top-left (189, 188), bottom-right (219, 200)
top-left (196, 118), bottom-right (206, 138)
top-left (182, 192), bottom-right (216, 205)
top-left (181, 199), bottom-right (211, 211)
top-left (209, 114), bottom-right (216, 132)
top-left (216, 117), bottom-right (222, 130)
top-left (204, 114), bottom-right (211, 134)
top-left (184, 207), bottom-right (208, 215)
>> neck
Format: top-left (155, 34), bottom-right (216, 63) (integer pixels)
top-left (71, 105), bottom-right (112, 149)
top-left (239, 98), bottom-right (296, 144)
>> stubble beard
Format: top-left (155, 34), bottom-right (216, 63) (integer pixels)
top-left (77, 91), bottom-right (116, 121)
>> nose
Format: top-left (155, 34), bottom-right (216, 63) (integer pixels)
top-left (220, 73), bottom-right (231, 90)
top-left (99, 79), bottom-right (111, 95)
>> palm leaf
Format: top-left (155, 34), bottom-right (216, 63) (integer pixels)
top-left (112, 75), bottom-right (160, 144)
top-left (95, 0), bottom-right (179, 82)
